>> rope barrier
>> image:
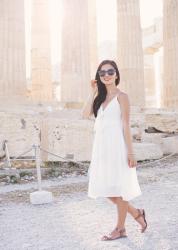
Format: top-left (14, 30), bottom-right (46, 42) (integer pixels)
top-left (39, 147), bottom-right (86, 166)
top-left (10, 147), bottom-right (34, 161)
top-left (137, 152), bottom-right (177, 168)
top-left (0, 141), bottom-right (177, 169)
top-left (40, 147), bottom-right (177, 168)
top-left (0, 146), bottom-right (34, 168)
top-left (40, 148), bottom-right (69, 161)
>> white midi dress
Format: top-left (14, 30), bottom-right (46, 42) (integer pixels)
top-left (88, 95), bottom-right (142, 201)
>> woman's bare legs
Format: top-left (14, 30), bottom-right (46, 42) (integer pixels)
top-left (115, 197), bottom-right (128, 229)
top-left (109, 197), bottom-right (147, 230)
top-left (101, 197), bottom-right (128, 240)
top-left (102, 197), bottom-right (147, 240)
top-left (128, 204), bottom-right (147, 232)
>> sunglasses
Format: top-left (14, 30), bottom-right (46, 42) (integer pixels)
top-left (98, 68), bottom-right (116, 77)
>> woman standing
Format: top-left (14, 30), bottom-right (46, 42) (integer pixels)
top-left (82, 60), bottom-right (147, 240)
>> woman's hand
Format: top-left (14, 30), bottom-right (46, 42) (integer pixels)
top-left (128, 154), bottom-right (137, 168)
top-left (91, 79), bottom-right (98, 94)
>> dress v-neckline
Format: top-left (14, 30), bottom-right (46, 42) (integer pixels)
top-left (101, 94), bottom-right (118, 112)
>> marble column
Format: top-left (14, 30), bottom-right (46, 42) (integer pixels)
top-left (0, 0), bottom-right (26, 100)
top-left (144, 52), bottom-right (156, 108)
top-left (88, 0), bottom-right (98, 79)
top-left (31, 0), bottom-right (53, 102)
top-left (163, 0), bottom-right (178, 108)
top-left (116, 0), bottom-right (145, 106)
top-left (61, 0), bottom-right (91, 108)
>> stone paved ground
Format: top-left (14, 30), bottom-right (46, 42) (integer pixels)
top-left (0, 156), bottom-right (178, 250)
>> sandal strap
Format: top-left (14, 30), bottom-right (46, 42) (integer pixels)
top-left (134, 209), bottom-right (143, 220)
top-left (102, 228), bottom-right (126, 240)
top-left (115, 228), bottom-right (126, 234)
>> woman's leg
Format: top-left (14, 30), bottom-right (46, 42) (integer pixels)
top-left (115, 197), bottom-right (128, 229)
top-left (108, 198), bottom-right (147, 230)
top-left (101, 197), bottom-right (128, 240)
top-left (128, 204), bottom-right (147, 231)
top-left (128, 203), bottom-right (140, 217)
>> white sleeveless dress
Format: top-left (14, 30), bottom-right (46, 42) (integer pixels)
top-left (88, 95), bottom-right (142, 201)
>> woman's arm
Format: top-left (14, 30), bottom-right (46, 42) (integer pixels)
top-left (81, 90), bottom-right (95, 119)
top-left (81, 80), bottom-right (97, 119)
top-left (119, 93), bottom-right (137, 167)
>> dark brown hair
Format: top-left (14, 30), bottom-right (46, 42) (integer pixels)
top-left (93, 60), bottom-right (120, 117)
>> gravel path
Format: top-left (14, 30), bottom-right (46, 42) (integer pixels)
top-left (1, 156), bottom-right (178, 250)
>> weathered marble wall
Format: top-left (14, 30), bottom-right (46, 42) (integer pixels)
top-left (1, 107), bottom-right (178, 163)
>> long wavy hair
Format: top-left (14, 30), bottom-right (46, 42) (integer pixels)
top-left (93, 60), bottom-right (120, 117)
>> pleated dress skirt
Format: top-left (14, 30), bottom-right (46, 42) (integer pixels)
top-left (88, 96), bottom-right (142, 201)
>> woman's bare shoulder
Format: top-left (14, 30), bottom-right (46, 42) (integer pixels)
top-left (116, 90), bottom-right (129, 103)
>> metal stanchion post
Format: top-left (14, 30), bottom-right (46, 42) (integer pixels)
top-left (4, 140), bottom-right (12, 168)
top-left (30, 144), bottom-right (53, 205)
top-left (35, 145), bottom-right (42, 191)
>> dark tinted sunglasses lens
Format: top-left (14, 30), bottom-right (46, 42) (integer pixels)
top-left (108, 69), bottom-right (115, 75)
top-left (99, 71), bottom-right (105, 77)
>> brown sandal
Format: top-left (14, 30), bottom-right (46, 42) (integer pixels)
top-left (134, 208), bottom-right (147, 233)
top-left (101, 228), bottom-right (127, 241)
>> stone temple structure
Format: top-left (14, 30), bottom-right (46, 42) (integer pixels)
top-left (0, 0), bottom-right (27, 102)
top-left (60, 0), bottom-right (91, 108)
top-left (142, 18), bottom-right (163, 108)
top-left (117, 0), bottom-right (145, 107)
top-left (163, 0), bottom-right (178, 108)
top-left (0, 0), bottom-right (178, 166)
top-left (31, 0), bottom-right (53, 102)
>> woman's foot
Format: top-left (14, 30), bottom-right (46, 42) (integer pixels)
top-left (134, 209), bottom-right (147, 233)
top-left (101, 227), bottom-right (127, 241)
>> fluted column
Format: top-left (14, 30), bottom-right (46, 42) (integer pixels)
top-left (163, 0), bottom-right (178, 108)
top-left (0, 0), bottom-right (26, 99)
top-left (31, 0), bottom-right (53, 102)
top-left (144, 53), bottom-right (156, 108)
top-left (117, 0), bottom-right (145, 106)
top-left (88, 0), bottom-right (98, 79)
top-left (61, 0), bottom-right (90, 108)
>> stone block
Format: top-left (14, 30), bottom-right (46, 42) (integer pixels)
top-left (161, 136), bottom-right (178, 154)
top-left (145, 109), bottom-right (178, 133)
top-left (30, 190), bottom-right (53, 205)
top-left (133, 142), bottom-right (163, 161)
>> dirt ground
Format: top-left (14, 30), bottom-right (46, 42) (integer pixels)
top-left (0, 155), bottom-right (178, 250)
